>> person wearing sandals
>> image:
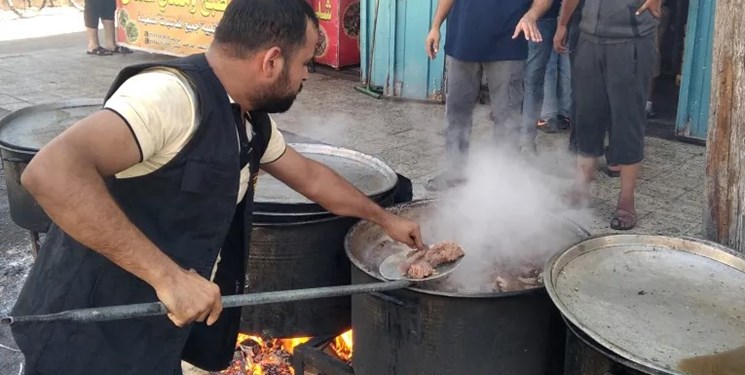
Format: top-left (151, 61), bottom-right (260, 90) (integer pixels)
top-left (85, 0), bottom-right (132, 55)
top-left (555, 0), bottom-right (662, 230)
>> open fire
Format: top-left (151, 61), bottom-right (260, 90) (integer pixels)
top-left (220, 330), bottom-right (353, 375)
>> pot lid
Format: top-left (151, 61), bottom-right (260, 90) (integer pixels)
top-left (544, 234), bottom-right (745, 375)
top-left (0, 99), bottom-right (102, 152)
top-left (254, 143), bottom-right (397, 206)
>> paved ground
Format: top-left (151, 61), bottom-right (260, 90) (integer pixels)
top-left (0, 22), bottom-right (707, 374)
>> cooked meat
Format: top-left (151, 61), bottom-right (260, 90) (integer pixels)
top-left (400, 241), bottom-right (465, 279)
top-left (423, 241), bottom-right (465, 267)
top-left (407, 261), bottom-right (434, 279)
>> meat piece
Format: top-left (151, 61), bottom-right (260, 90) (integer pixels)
top-left (400, 241), bottom-right (465, 279)
top-left (423, 241), bottom-right (465, 267)
top-left (398, 249), bottom-right (425, 274)
top-left (407, 261), bottom-right (434, 279)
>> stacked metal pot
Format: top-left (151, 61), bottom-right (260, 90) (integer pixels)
top-left (242, 143), bottom-right (400, 338)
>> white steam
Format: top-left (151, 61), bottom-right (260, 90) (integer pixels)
top-left (422, 142), bottom-right (592, 293)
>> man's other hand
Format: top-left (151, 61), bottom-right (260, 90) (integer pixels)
top-left (156, 268), bottom-right (223, 327)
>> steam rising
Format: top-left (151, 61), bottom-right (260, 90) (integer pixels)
top-left (422, 142), bottom-right (592, 293)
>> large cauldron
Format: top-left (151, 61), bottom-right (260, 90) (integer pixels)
top-left (241, 143), bottom-right (401, 338)
top-left (0, 99), bottom-right (101, 233)
top-left (345, 199), bottom-right (590, 375)
top-left (544, 235), bottom-right (745, 375)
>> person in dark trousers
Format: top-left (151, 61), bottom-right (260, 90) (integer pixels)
top-left (555, 0), bottom-right (661, 230)
top-left (423, 0), bottom-right (552, 191)
top-left (11, 0), bottom-right (425, 373)
top-left (85, 0), bottom-right (130, 55)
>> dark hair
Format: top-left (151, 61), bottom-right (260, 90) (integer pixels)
top-left (214, 0), bottom-right (319, 58)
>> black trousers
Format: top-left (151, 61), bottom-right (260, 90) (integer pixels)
top-left (84, 0), bottom-right (115, 29)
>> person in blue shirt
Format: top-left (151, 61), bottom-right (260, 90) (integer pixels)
top-left (424, 0), bottom-right (552, 191)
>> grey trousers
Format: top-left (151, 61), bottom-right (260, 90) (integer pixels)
top-left (444, 56), bottom-right (524, 175)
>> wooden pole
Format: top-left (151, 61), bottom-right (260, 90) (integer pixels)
top-left (704, 0), bottom-right (745, 253)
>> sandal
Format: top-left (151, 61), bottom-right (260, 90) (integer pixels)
top-left (112, 46), bottom-right (133, 54)
top-left (86, 46), bottom-right (113, 56)
top-left (610, 208), bottom-right (637, 231)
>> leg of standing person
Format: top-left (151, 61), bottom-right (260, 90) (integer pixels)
top-left (647, 4), bottom-right (670, 118)
top-left (566, 9), bottom-right (582, 154)
top-left (523, 18), bottom-right (558, 140)
top-left (572, 37), bottom-right (611, 203)
top-left (485, 60), bottom-right (525, 152)
top-left (100, 0), bottom-right (116, 50)
top-left (425, 56), bottom-right (482, 192)
top-left (540, 51), bottom-right (558, 124)
top-left (556, 50), bottom-right (572, 128)
top-left (605, 37), bottom-right (656, 230)
top-left (84, 0), bottom-right (111, 55)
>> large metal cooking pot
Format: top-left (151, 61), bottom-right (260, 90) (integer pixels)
top-left (544, 234), bottom-right (745, 375)
top-left (0, 99), bottom-right (102, 233)
top-left (344, 199), bottom-right (590, 375)
top-left (242, 143), bottom-right (400, 338)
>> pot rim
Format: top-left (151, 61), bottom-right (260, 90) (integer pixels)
top-left (345, 198), bottom-right (591, 298)
top-left (0, 98), bottom-right (102, 153)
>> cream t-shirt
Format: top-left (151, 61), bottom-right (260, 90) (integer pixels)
top-left (104, 68), bottom-right (287, 203)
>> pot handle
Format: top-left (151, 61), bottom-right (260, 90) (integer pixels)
top-left (368, 291), bottom-right (405, 306)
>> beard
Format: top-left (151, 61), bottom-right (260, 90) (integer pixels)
top-left (251, 69), bottom-right (303, 114)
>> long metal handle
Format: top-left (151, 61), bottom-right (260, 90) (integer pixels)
top-left (1, 280), bottom-right (411, 325)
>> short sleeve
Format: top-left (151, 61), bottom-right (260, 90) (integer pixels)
top-left (104, 70), bottom-right (196, 163)
top-left (259, 117), bottom-right (287, 164)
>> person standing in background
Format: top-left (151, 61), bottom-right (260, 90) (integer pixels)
top-left (556, 0), bottom-right (661, 230)
top-left (522, 0), bottom-right (569, 137)
top-left (646, 0), bottom-right (671, 118)
top-left (85, 0), bottom-right (131, 55)
top-left (423, 0), bottom-right (552, 192)
top-left (555, 0), bottom-right (584, 155)
top-left (537, 43), bottom-right (572, 133)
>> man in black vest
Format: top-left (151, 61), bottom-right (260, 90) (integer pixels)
top-left (10, 0), bottom-right (424, 373)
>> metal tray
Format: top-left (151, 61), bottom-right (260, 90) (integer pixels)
top-left (544, 234), bottom-right (745, 375)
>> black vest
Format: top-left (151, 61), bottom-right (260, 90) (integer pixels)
top-left (11, 54), bottom-right (272, 374)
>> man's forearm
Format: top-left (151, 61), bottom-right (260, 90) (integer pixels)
top-left (22, 150), bottom-right (182, 290)
top-left (431, 0), bottom-right (454, 31)
top-left (558, 0), bottom-right (580, 26)
top-left (525, 0), bottom-right (552, 21)
top-left (295, 160), bottom-right (390, 225)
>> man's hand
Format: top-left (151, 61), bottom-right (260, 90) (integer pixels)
top-left (513, 16), bottom-right (542, 42)
top-left (425, 28), bottom-right (441, 60)
top-left (636, 0), bottom-right (662, 18)
top-left (378, 212), bottom-right (426, 250)
top-left (155, 268), bottom-right (223, 327)
top-left (554, 25), bottom-right (568, 53)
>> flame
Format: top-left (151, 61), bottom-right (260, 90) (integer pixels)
top-left (331, 329), bottom-right (353, 362)
top-left (229, 334), bottom-right (310, 375)
top-left (281, 336), bottom-right (312, 354)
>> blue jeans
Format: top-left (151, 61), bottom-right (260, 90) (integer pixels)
top-left (522, 18), bottom-right (557, 141)
top-left (541, 50), bottom-right (571, 119)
